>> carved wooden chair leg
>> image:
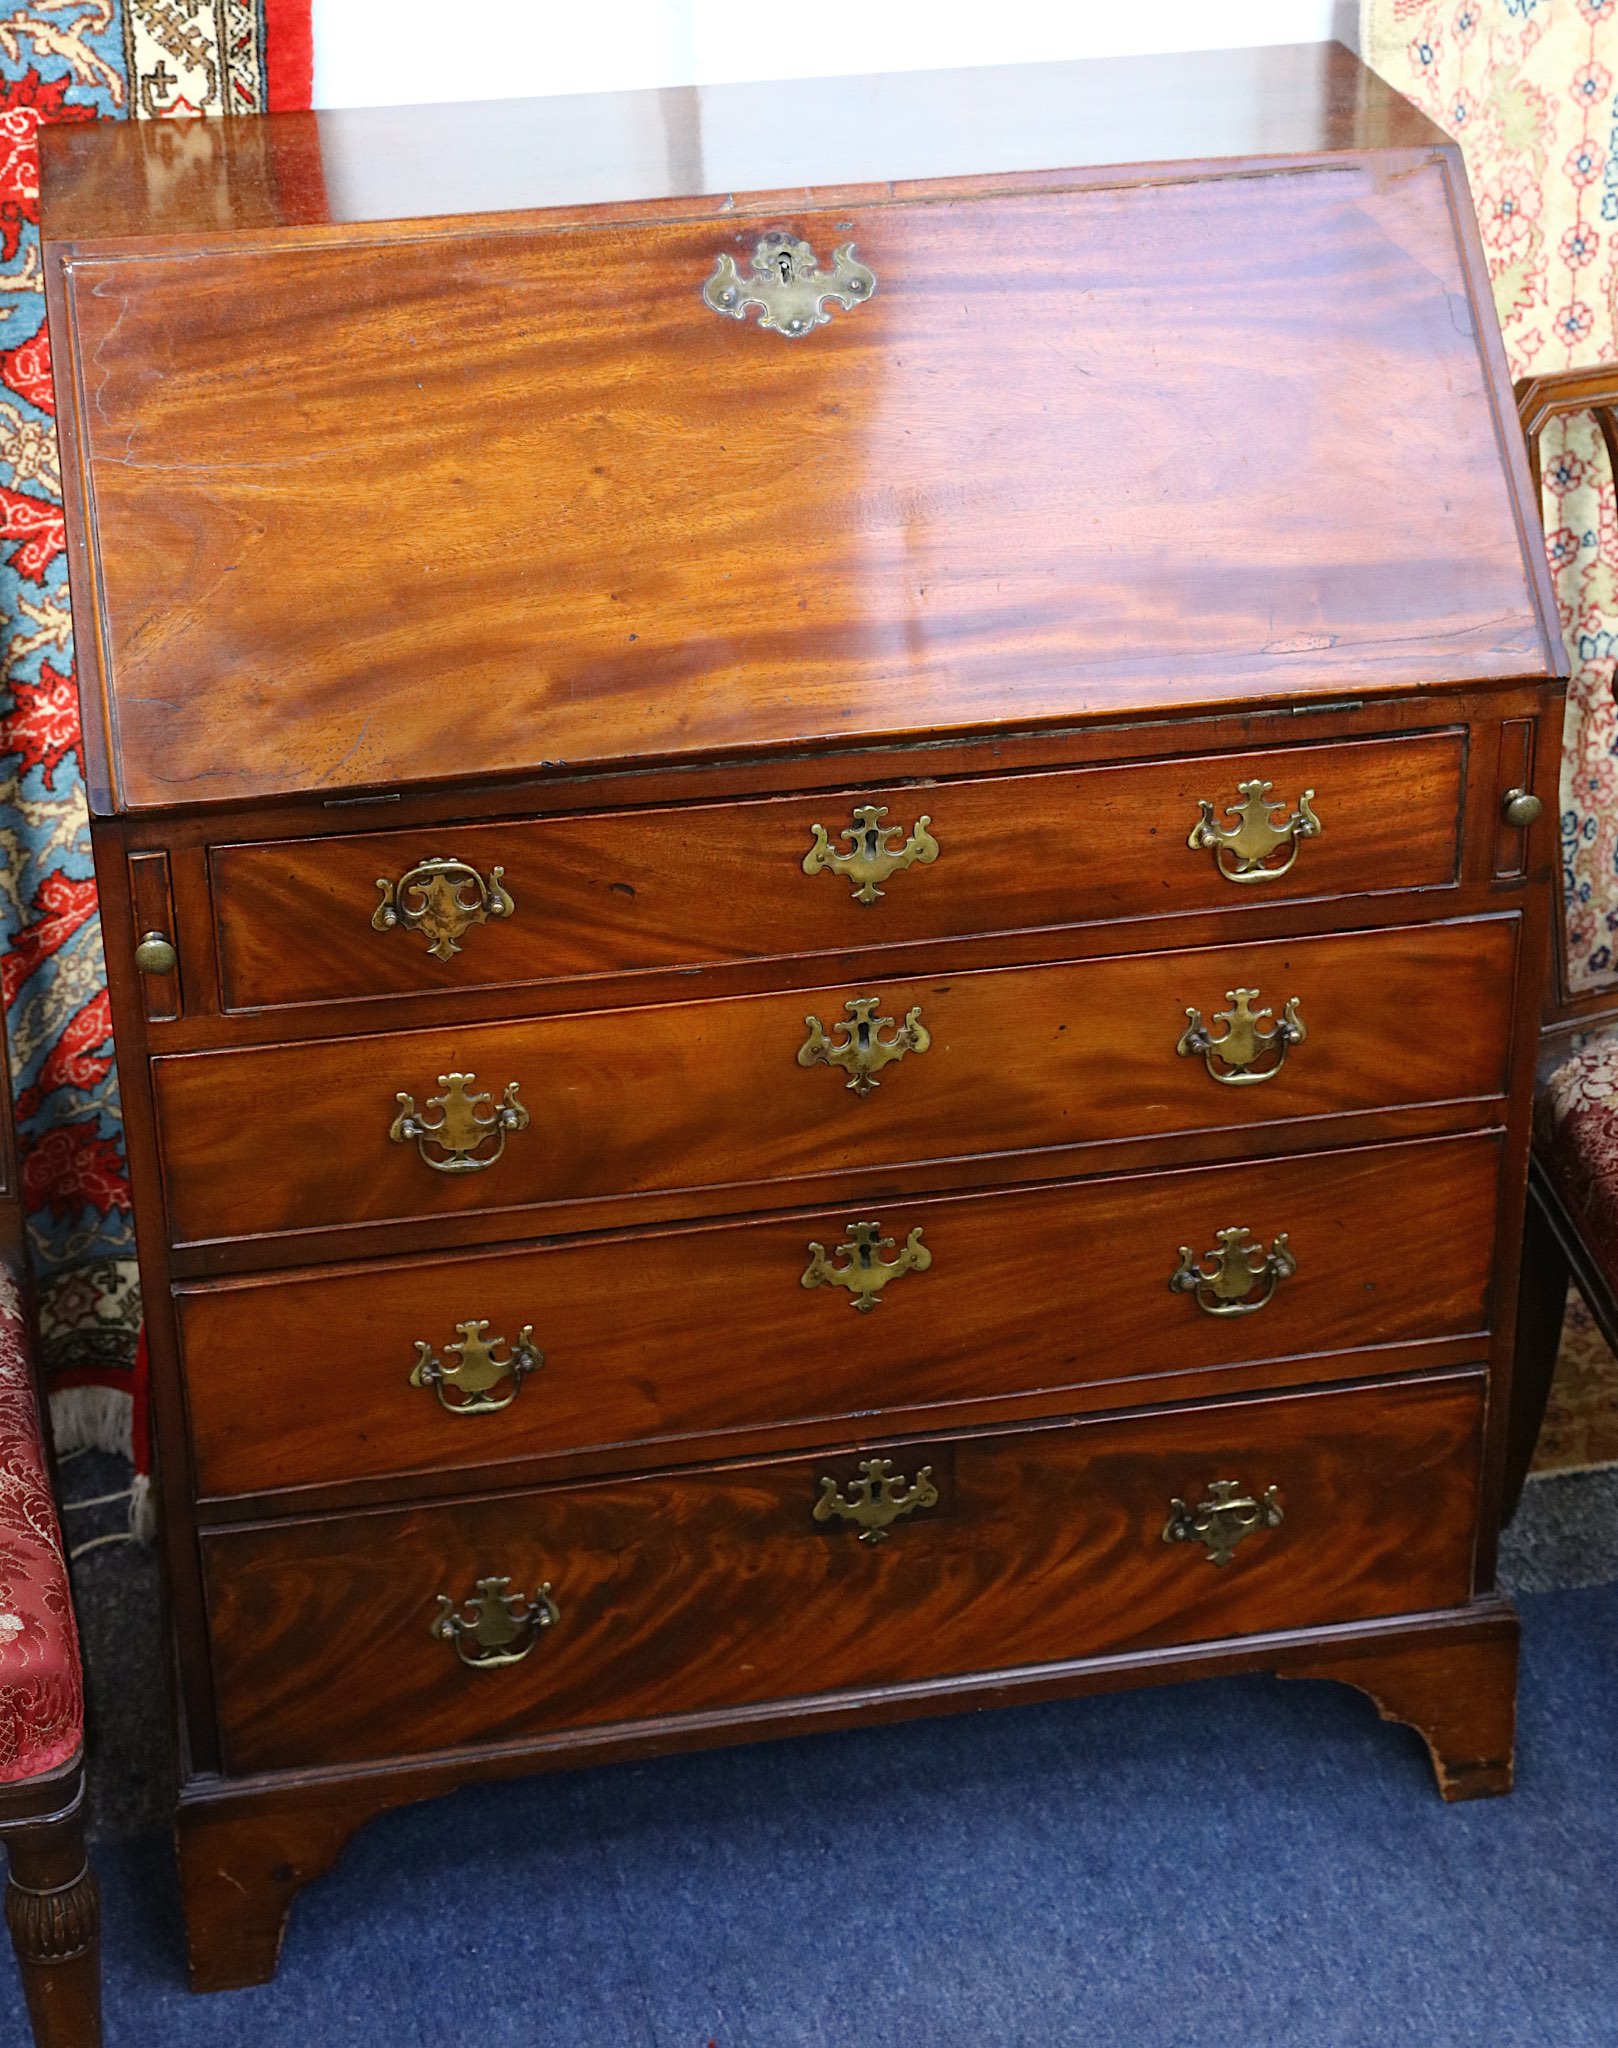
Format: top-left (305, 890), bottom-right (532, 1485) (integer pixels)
top-left (1, 1767), bottom-right (102, 2048)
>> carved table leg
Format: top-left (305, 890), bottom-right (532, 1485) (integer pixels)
top-left (178, 1778), bottom-right (413, 1992)
top-left (1278, 1603), bottom-right (1519, 1801)
top-left (3, 1808), bottom-right (101, 2048)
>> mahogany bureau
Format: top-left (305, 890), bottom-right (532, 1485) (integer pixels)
top-left (39, 43), bottom-right (1566, 1990)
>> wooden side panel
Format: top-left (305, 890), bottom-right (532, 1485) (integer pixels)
top-left (150, 916), bottom-right (1520, 1250)
top-left (61, 162), bottom-right (1546, 811)
top-left (203, 1372), bottom-right (1486, 1773)
top-left (178, 1132), bottom-right (1502, 1498)
top-left (210, 732), bottom-right (1466, 1010)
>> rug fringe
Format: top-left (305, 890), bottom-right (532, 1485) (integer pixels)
top-left (129, 1469), bottom-right (156, 1544)
top-left (48, 1383), bottom-right (154, 1542)
top-left (50, 1380), bottom-right (133, 1461)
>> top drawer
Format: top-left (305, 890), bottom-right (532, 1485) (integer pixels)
top-left (210, 732), bottom-right (1464, 1011)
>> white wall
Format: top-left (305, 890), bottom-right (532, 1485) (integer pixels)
top-left (311, 0), bottom-right (1357, 110)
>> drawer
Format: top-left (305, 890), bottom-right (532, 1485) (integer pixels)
top-left (152, 915), bottom-right (1518, 1251)
top-left (202, 1371), bottom-right (1485, 1772)
top-left (209, 731), bottom-right (1465, 1010)
top-left (178, 1132), bottom-right (1502, 1498)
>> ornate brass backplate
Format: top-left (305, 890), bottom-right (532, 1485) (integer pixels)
top-left (1170, 1228), bottom-right (1296, 1316)
top-left (703, 232), bottom-right (876, 338)
top-left (430, 1576), bottom-right (560, 1667)
top-left (813, 1458), bottom-right (939, 1543)
top-left (802, 804), bottom-right (939, 904)
top-left (410, 1319), bottom-right (544, 1416)
top-left (798, 996), bottom-right (931, 1097)
top-left (802, 1221), bottom-right (931, 1311)
top-left (1162, 1482), bottom-right (1284, 1566)
top-left (372, 857), bottom-right (514, 961)
top-left (389, 1071), bottom-right (530, 1173)
top-left (1187, 779), bottom-right (1321, 883)
top-left (1177, 987), bottom-right (1306, 1085)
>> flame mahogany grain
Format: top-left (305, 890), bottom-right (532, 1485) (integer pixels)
top-left (201, 1374), bottom-right (1486, 1775)
top-left (177, 1131), bottom-right (1502, 1499)
top-left (39, 42), bottom-right (1565, 1995)
top-left (149, 916), bottom-right (1519, 1251)
top-left (209, 732), bottom-right (1467, 1011)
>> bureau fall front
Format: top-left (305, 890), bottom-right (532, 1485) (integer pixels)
top-left (39, 42), bottom-right (1566, 1988)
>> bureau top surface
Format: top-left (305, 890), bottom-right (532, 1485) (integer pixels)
top-left (41, 43), bottom-right (1560, 816)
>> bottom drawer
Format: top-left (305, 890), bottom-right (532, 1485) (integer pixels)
top-left (203, 1372), bottom-right (1484, 1774)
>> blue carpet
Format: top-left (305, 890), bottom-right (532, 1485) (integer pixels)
top-left (7, 1585), bottom-right (1616, 2046)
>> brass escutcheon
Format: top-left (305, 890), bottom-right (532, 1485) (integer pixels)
top-left (1170, 1228), bottom-right (1296, 1316)
top-left (702, 231), bottom-right (876, 338)
top-left (813, 1458), bottom-right (939, 1544)
top-left (373, 856), bottom-right (514, 962)
top-left (802, 804), bottom-right (939, 904)
top-left (802, 1221), bottom-right (931, 1311)
top-left (797, 996), bottom-right (930, 1097)
top-left (1188, 780), bottom-right (1321, 883)
top-left (1163, 1482), bottom-right (1284, 1566)
top-left (390, 1071), bottom-right (529, 1173)
top-left (431, 1576), bottom-right (560, 1668)
top-left (1177, 987), bottom-right (1306, 1085)
top-left (410, 1320), bottom-right (544, 1416)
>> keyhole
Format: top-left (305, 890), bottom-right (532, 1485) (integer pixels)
top-left (776, 252), bottom-right (795, 284)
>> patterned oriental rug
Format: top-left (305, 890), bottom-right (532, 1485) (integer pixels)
top-left (0, 3), bottom-right (311, 1521)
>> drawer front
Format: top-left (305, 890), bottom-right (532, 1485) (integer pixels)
top-left (210, 732), bottom-right (1464, 1010)
top-left (203, 1372), bottom-right (1485, 1773)
top-left (152, 915), bottom-right (1517, 1250)
top-left (179, 1132), bottom-right (1501, 1497)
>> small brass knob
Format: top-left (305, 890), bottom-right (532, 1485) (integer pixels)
top-left (134, 931), bottom-right (177, 976)
top-left (1502, 788), bottom-right (1542, 829)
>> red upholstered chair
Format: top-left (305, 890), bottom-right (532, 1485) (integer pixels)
top-left (1506, 362), bottom-right (1618, 1517)
top-left (0, 1001), bottom-right (100, 2044)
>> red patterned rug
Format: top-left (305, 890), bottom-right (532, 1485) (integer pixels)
top-left (0, 4), bottom-right (311, 1525)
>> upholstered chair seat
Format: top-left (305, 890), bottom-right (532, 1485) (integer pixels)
top-left (0, 1266), bottom-right (82, 1789)
top-left (1537, 1029), bottom-right (1618, 1300)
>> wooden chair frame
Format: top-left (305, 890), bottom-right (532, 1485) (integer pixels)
top-left (1505, 363), bottom-right (1618, 1517)
top-left (0, 997), bottom-right (101, 2043)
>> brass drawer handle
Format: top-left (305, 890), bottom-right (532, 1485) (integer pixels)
top-left (703, 231), bottom-right (876, 338)
top-left (372, 856), bottom-right (514, 961)
top-left (1163, 1482), bottom-right (1283, 1566)
top-left (410, 1320), bottom-right (544, 1416)
top-left (1170, 1228), bottom-right (1295, 1316)
top-left (814, 1459), bottom-right (938, 1544)
top-left (1177, 987), bottom-right (1305, 1085)
top-left (1188, 780), bottom-right (1321, 883)
top-left (431, 1576), bottom-right (559, 1669)
top-left (798, 996), bottom-right (930, 1097)
top-left (802, 804), bottom-right (938, 904)
top-left (802, 1221), bottom-right (931, 1311)
top-left (390, 1071), bottom-right (529, 1173)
